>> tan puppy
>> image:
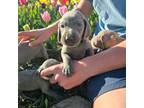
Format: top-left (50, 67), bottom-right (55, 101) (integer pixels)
top-left (58, 10), bottom-right (93, 76)
top-left (91, 30), bottom-right (125, 53)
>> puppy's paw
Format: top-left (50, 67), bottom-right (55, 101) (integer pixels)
top-left (62, 65), bottom-right (73, 77)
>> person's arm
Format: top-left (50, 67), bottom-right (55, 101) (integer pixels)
top-left (75, 0), bottom-right (93, 17)
top-left (47, 0), bottom-right (93, 30)
top-left (18, 0), bottom-right (93, 46)
top-left (18, 19), bottom-right (60, 46)
top-left (81, 40), bottom-right (126, 78)
top-left (37, 0), bottom-right (93, 39)
top-left (45, 0), bottom-right (93, 35)
top-left (41, 40), bottom-right (126, 89)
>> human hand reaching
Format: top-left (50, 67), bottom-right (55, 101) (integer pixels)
top-left (40, 61), bottom-right (89, 90)
top-left (18, 27), bottom-right (53, 47)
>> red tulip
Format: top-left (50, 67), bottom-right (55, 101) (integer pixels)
top-left (19, 0), bottom-right (28, 6)
top-left (60, 0), bottom-right (67, 5)
top-left (57, 0), bottom-right (68, 6)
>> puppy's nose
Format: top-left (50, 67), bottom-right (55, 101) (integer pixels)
top-left (65, 35), bottom-right (74, 41)
top-left (94, 48), bottom-right (103, 53)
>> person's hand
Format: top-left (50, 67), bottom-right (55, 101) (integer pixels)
top-left (18, 28), bottom-right (52, 47)
top-left (40, 61), bottom-right (89, 89)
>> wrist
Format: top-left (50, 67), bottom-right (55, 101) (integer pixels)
top-left (47, 26), bottom-right (56, 33)
top-left (76, 60), bottom-right (92, 80)
top-left (46, 19), bottom-right (60, 34)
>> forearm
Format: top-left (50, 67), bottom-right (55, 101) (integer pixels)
top-left (75, 0), bottom-right (93, 17)
top-left (81, 40), bottom-right (126, 79)
top-left (43, 19), bottom-right (60, 36)
top-left (43, 0), bottom-right (93, 36)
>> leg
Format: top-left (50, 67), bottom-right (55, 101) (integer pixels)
top-left (86, 68), bottom-right (126, 108)
top-left (93, 88), bottom-right (126, 108)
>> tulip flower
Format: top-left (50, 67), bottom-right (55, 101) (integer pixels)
top-left (41, 11), bottom-right (51, 23)
top-left (50, 0), bottom-right (57, 6)
top-left (39, 0), bottom-right (48, 5)
top-left (60, 0), bottom-right (68, 5)
top-left (57, 0), bottom-right (69, 6)
top-left (23, 24), bottom-right (30, 31)
top-left (71, 0), bottom-right (80, 5)
top-left (19, 0), bottom-right (28, 6)
top-left (58, 5), bottom-right (68, 16)
top-left (75, 0), bottom-right (80, 3)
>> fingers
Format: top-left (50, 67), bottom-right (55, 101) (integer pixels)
top-left (49, 74), bottom-right (61, 84)
top-left (49, 72), bottom-right (77, 90)
top-left (54, 74), bottom-right (72, 90)
top-left (18, 31), bottom-right (41, 47)
top-left (29, 38), bottom-right (42, 47)
top-left (40, 64), bottom-right (62, 77)
top-left (18, 31), bottom-right (33, 37)
top-left (18, 31), bottom-right (36, 42)
top-left (49, 75), bottom-right (57, 84)
top-left (18, 31), bottom-right (29, 36)
top-left (55, 73), bottom-right (63, 82)
top-left (18, 35), bottom-right (32, 42)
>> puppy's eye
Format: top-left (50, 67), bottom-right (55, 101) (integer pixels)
top-left (61, 24), bottom-right (65, 28)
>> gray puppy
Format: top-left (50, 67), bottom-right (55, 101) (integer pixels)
top-left (18, 59), bottom-right (60, 98)
top-left (58, 10), bottom-right (93, 76)
top-left (18, 41), bottom-right (48, 65)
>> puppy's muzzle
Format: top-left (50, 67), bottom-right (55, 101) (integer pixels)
top-left (65, 36), bottom-right (77, 44)
top-left (63, 32), bottom-right (80, 47)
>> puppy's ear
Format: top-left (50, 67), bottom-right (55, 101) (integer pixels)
top-left (73, 10), bottom-right (91, 39)
top-left (82, 17), bottom-right (91, 39)
top-left (101, 31), bottom-right (119, 43)
top-left (57, 25), bottom-right (62, 45)
top-left (92, 37), bottom-right (105, 50)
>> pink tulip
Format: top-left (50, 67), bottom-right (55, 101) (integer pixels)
top-left (19, 0), bottom-right (28, 6)
top-left (58, 5), bottom-right (68, 16)
top-left (50, 0), bottom-right (57, 6)
top-left (40, 11), bottom-right (51, 23)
